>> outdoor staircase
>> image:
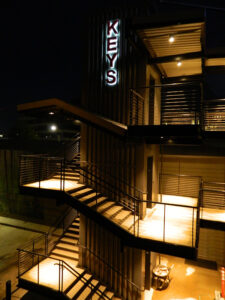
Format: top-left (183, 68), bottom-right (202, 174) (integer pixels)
top-left (49, 216), bottom-right (120, 300)
top-left (53, 158), bottom-right (80, 182)
top-left (68, 186), bottom-right (138, 233)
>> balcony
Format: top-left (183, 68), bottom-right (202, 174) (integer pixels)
top-left (19, 155), bottom-right (204, 259)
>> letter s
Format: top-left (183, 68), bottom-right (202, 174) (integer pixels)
top-left (106, 70), bottom-right (117, 86)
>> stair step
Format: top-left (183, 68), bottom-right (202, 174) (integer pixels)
top-left (70, 223), bottom-right (80, 229)
top-left (56, 242), bottom-right (79, 252)
top-left (67, 273), bottom-right (92, 299)
top-left (63, 268), bottom-right (86, 295)
top-left (79, 192), bottom-right (100, 202)
top-left (53, 175), bottom-right (79, 181)
top-left (103, 205), bottom-right (124, 218)
top-left (71, 188), bottom-right (93, 197)
top-left (88, 196), bottom-right (108, 207)
top-left (91, 285), bottom-right (107, 300)
top-left (51, 249), bottom-right (79, 261)
top-left (105, 291), bottom-right (114, 299)
top-left (64, 232), bottom-right (79, 239)
top-left (67, 227), bottom-right (79, 234)
top-left (121, 214), bottom-right (138, 231)
top-left (96, 201), bottom-right (115, 213)
top-left (61, 236), bottom-right (78, 245)
top-left (77, 278), bottom-right (99, 300)
top-left (114, 210), bottom-right (131, 223)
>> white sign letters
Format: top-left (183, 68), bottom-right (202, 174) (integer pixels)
top-left (105, 19), bottom-right (120, 86)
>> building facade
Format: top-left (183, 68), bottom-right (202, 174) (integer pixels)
top-left (16, 2), bottom-right (225, 299)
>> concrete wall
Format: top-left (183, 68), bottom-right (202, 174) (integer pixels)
top-left (0, 149), bottom-right (68, 225)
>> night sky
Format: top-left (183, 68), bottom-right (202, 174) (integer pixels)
top-left (0, 0), bottom-right (225, 130)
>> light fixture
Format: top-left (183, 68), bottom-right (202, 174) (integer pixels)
top-left (49, 111), bottom-right (54, 115)
top-left (50, 124), bottom-right (57, 132)
top-left (177, 61), bottom-right (182, 67)
top-left (169, 35), bottom-right (175, 43)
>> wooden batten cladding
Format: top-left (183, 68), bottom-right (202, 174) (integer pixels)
top-left (82, 124), bottom-right (137, 198)
top-left (82, 8), bottom-right (149, 125)
top-left (79, 214), bottom-right (144, 300)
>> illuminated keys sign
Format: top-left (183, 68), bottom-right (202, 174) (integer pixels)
top-left (105, 19), bottom-right (120, 86)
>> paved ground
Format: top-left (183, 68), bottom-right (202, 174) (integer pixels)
top-left (151, 254), bottom-right (221, 300)
top-left (0, 217), bottom-right (50, 300)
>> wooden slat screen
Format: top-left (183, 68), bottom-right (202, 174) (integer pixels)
top-left (161, 83), bottom-right (201, 125)
top-left (160, 173), bottom-right (201, 198)
top-left (202, 181), bottom-right (225, 209)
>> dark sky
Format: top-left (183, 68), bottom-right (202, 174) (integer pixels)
top-left (0, 0), bottom-right (225, 130)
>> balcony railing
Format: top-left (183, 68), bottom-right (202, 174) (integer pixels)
top-left (19, 156), bottom-right (200, 248)
top-left (201, 181), bottom-right (225, 210)
top-left (204, 98), bottom-right (225, 131)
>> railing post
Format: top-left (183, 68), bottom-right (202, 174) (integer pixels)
top-left (39, 156), bottom-right (41, 189)
top-left (37, 254), bottom-right (39, 284)
top-left (58, 261), bottom-right (61, 292)
top-left (192, 207), bottom-right (194, 247)
top-left (6, 280), bottom-right (11, 300)
top-left (163, 204), bottom-right (166, 242)
top-left (133, 200), bottom-right (136, 236)
top-left (62, 261), bottom-right (63, 292)
top-left (45, 233), bottom-right (48, 256)
top-left (18, 250), bottom-right (20, 278)
top-left (32, 241), bottom-right (34, 266)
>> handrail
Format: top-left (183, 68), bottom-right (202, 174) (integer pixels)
top-left (47, 207), bottom-right (75, 235)
top-left (18, 248), bottom-right (111, 300)
top-left (78, 243), bottom-right (143, 292)
top-left (60, 261), bottom-right (111, 300)
top-left (77, 163), bottom-right (140, 211)
top-left (76, 160), bottom-right (146, 197)
top-left (130, 89), bottom-right (145, 101)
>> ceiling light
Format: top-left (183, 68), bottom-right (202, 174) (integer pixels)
top-left (177, 61), bottom-right (182, 67)
top-left (169, 35), bottom-right (175, 43)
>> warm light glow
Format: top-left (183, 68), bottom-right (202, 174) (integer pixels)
top-left (49, 111), bottom-right (54, 115)
top-left (185, 266), bottom-right (195, 276)
top-left (177, 61), bottom-right (182, 67)
top-left (50, 124), bottom-right (57, 131)
top-left (24, 178), bottom-right (82, 191)
top-left (169, 35), bottom-right (175, 43)
top-left (21, 257), bottom-right (77, 291)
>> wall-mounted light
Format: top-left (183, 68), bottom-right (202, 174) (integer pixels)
top-left (49, 112), bottom-right (54, 115)
top-left (177, 61), bottom-right (182, 67)
top-left (169, 35), bottom-right (175, 43)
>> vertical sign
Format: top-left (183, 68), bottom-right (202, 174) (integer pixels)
top-left (105, 19), bottom-right (120, 86)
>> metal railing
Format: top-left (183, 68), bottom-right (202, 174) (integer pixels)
top-left (201, 181), bottom-right (225, 210)
top-left (19, 156), bottom-right (200, 247)
top-left (19, 155), bottom-right (65, 190)
top-left (17, 249), bottom-right (111, 299)
top-left (159, 173), bottom-right (202, 198)
top-left (79, 243), bottom-right (143, 300)
top-left (77, 161), bottom-right (141, 236)
top-left (204, 98), bottom-right (225, 131)
top-left (129, 89), bottom-right (145, 125)
top-left (18, 207), bottom-right (78, 259)
top-left (129, 82), bottom-right (202, 126)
